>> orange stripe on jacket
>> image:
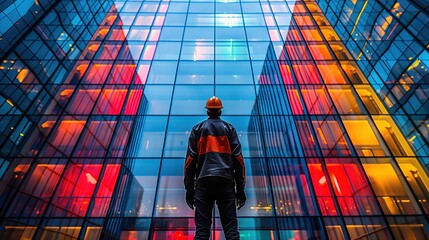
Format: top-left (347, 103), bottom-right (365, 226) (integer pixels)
top-left (184, 156), bottom-right (194, 171)
top-left (198, 135), bottom-right (231, 156)
top-left (236, 155), bottom-right (246, 179)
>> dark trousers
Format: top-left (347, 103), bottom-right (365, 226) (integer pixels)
top-left (194, 177), bottom-right (239, 240)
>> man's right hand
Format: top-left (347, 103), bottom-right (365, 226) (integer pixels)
top-left (236, 190), bottom-right (246, 210)
top-left (186, 189), bottom-right (195, 210)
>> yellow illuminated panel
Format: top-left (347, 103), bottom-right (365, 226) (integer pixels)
top-left (16, 69), bottom-right (29, 83)
top-left (363, 163), bottom-right (419, 214)
top-left (372, 116), bottom-right (415, 156)
top-left (327, 87), bottom-right (363, 114)
top-left (342, 119), bottom-right (384, 156)
top-left (355, 85), bottom-right (388, 114)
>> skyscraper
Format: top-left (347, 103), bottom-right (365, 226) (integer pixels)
top-left (0, 0), bottom-right (428, 239)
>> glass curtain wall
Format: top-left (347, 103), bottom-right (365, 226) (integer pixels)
top-left (0, 0), bottom-right (428, 239)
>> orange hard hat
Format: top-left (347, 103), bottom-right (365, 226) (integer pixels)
top-left (205, 96), bottom-right (223, 109)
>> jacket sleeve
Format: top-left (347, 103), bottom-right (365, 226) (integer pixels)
top-left (184, 127), bottom-right (198, 190)
top-left (230, 127), bottom-right (246, 192)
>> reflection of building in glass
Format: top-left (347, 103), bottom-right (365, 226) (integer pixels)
top-left (0, 0), bottom-right (429, 239)
top-left (0, 1), bottom-right (147, 238)
top-left (316, 0), bottom-right (429, 169)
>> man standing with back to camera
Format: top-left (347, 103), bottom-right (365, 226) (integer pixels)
top-left (184, 96), bottom-right (246, 240)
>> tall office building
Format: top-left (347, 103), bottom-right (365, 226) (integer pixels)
top-left (0, 0), bottom-right (428, 239)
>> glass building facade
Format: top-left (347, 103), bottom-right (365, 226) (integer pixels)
top-left (0, 0), bottom-right (428, 239)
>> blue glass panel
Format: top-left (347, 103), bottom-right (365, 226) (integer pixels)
top-left (177, 61), bottom-right (214, 84)
top-left (215, 61), bottom-right (253, 84)
top-left (170, 85), bottom-right (214, 115)
top-left (147, 61), bottom-right (177, 84)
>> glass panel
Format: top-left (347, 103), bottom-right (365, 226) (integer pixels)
top-left (269, 158), bottom-right (316, 216)
top-left (327, 85), bottom-right (366, 114)
top-left (361, 158), bottom-right (422, 215)
top-left (155, 158), bottom-right (194, 217)
top-left (127, 116), bottom-right (168, 158)
top-left (125, 159), bottom-right (160, 217)
top-left (342, 116), bottom-right (389, 157)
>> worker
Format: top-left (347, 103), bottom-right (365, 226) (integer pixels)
top-left (184, 96), bottom-right (246, 240)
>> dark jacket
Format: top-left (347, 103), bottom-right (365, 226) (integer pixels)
top-left (184, 117), bottom-right (245, 192)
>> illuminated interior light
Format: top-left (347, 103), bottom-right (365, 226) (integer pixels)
top-left (86, 173), bottom-right (97, 184)
top-left (41, 121), bottom-right (55, 128)
top-left (60, 89), bottom-right (74, 97)
top-left (250, 206), bottom-right (272, 210)
top-left (332, 175), bottom-right (341, 194)
top-left (409, 135), bottom-right (416, 142)
top-left (19, 133), bottom-right (24, 137)
top-left (319, 176), bottom-right (326, 184)
top-left (407, 59), bottom-right (421, 71)
top-left (6, 99), bottom-right (14, 107)
top-left (16, 69), bottom-right (29, 83)
top-left (350, 0), bottom-right (368, 35)
top-left (158, 207), bottom-right (177, 210)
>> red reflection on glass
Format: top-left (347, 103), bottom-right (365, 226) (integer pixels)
top-left (91, 164), bottom-right (121, 217)
top-left (110, 64), bottom-right (137, 84)
top-left (325, 162), bottom-right (380, 215)
top-left (292, 63), bottom-right (321, 84)
top-left (109, 29), bottom-right (126, 41)
top-left (279, 64), bottom-right (294, 84)
top-left (99, 44), bottom-right (122, 60)
top-left (285, 87), bottom-right (304, 115)
top-left (152, 231), bottom-right (194, 240)
top-left (326, 164), bottom-right (358, 215)
top-left (76, 121), bottom-right (116, 157)
top-left (54, 164), bottom-right (102, 217)
top-left (69, 89), bottom-right (101, 114)
top-left (94, 89), bottom-right (127, 115)
top-left (284, 29), bottom-right (303, 41)
top-left (307, 163), bottom-right (338, 216)
top-left (51, 120), bottom-right (87, 149)
top-left (285, 43), bottom-right (309, 59)
top-left (124, 89), bottom-right (143, 115)
top-left (84, 63), bottom-right (113, 84)
top-left (301, 86), bottom-right (334, 114)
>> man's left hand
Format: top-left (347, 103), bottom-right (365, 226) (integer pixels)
top-left (186, 189), bottom-right (195, 210)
